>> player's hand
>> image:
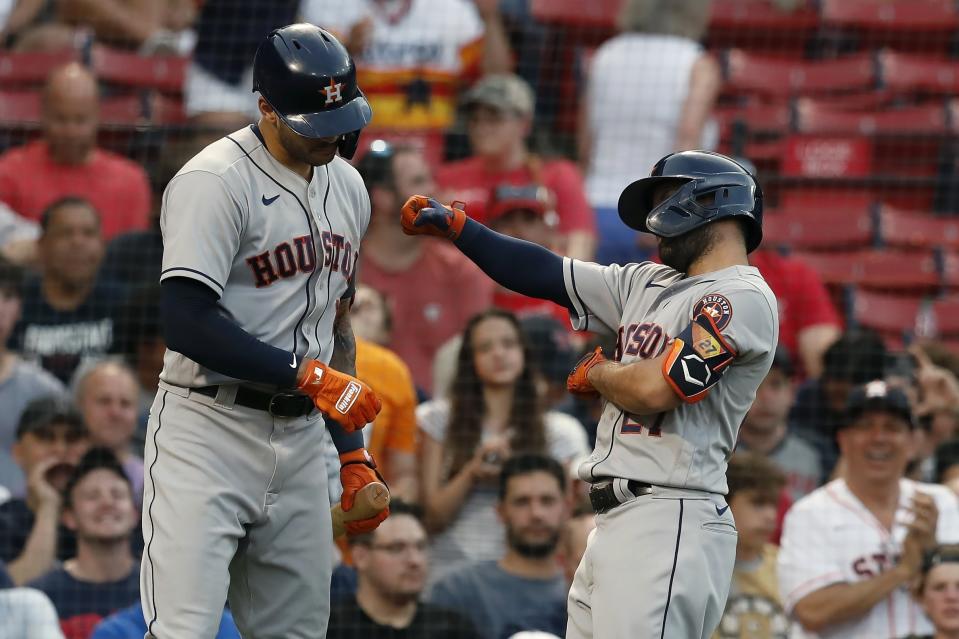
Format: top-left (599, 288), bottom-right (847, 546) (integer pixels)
top-left (567, 346), bottom-right (607, 397)
top-left (297, 360), bottom-right (381, 431)
top-left (400, 195), bottom-right (467, 241)
top-left (340, 449), bottom-right (390, 535)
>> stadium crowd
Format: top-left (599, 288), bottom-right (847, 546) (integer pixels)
top-left (0, 0), bottom-right (958, 638)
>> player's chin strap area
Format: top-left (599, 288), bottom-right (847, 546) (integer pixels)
top-left (662, 311), bottom-right (737, 404)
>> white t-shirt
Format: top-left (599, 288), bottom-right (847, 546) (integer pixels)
top-left (777, 478), bottom-right (959, 639)
top-left (584, 34), bottom-right (718, 208)
top-left (417, 398), bottom-right (589, 582)
top-left (0, 588), bottom-right (64, 639)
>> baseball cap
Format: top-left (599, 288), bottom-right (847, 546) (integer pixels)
top-left (462, 74), bottom-right (535, 117)
top-left (487, 184), bottom-right (552, 224)
top-left (842, 380), bottom-right (914, 429)
top-left (16, 396), bottom-right (85, 440)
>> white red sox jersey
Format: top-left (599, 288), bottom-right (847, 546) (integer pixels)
top-left (777, 478), bottom-right (959, 639)
top-left (563, 259), bottom-right (778, 493)
top-left (159, 125), bottom-right (369, 388)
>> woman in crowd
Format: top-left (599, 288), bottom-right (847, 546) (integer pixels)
top-left (417, 309), bottom-right (588, 580)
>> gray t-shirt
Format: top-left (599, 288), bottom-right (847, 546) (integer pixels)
top-left (563, 259), bottom-right (778, 493)
top-left (428, 560), bottom-right (567, 639)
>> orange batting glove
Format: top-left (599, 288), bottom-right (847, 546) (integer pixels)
top-left (567, 346), bottom-right (607, 397)
top-left (400, 195), bottom-right (467, 240)
top-left (296, 360), bottom-right (381, 431)
top-left (340, 449), bottom-right (390, 535)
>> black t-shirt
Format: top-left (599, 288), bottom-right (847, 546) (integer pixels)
top-left (326, 599), bottom-right (481, 639)
top-left (100, 229), bottom-right (163, 292)
top-left (28, 565), bottom-right (139, 625)
top-left (11, 276), bottom-right (122, 383)
top-left (0, 498), bottom-right (77, 563)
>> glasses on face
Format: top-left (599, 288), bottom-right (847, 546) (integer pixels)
top-left (367, 540), bottom-right (429, 557)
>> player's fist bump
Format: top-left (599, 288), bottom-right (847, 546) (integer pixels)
top-left (400, 195), bottom-right (467, 240)
top-left (567, 346), bottom-right (607, 397)
top-left (296, 360), bottom-right (381, 431)
top-left (340, 449), bottom-right (390, 535)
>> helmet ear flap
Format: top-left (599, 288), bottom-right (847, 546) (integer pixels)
top-left (338, 131), bottom-right (362, 160)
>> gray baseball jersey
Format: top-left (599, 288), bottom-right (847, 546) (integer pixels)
top-left (563, 259), bottom-right (778, 493)
top-left (159, 125), bottom-right (369, 388)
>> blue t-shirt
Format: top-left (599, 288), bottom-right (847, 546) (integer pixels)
top-left (428, 560), bottom-right (567, 639)
top-left (28, 565), bottom-right (140, 628)
top-left (91, 602), bottom-right (241, 639)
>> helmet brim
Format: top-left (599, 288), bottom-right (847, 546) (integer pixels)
top-left (617, 176), bottom-right (692, 233)
top-left (279, 93), bottom-right (373, 139)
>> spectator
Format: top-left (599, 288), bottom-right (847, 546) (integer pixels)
top-left (0, 200), bottom-right (40, 266)
top-left (714, 452), bottom-right (792, 639)
top-left (557, 500), bottom-right (595, 586)
top-left (350, 284), bottom-right (392, 347)
top-left (184, 0), bottom-right (297, 137)
top-left (0, 571), bottom-right (64, 639)
top-left (902, 545), bottom-right (959, 639)
top-left (58, 0), bottom-right (196, 53)
top-left (418, 309), bottom-right (588, 579)
top-left (437, 74), bottom-right (596, 261)
top-left (911, 346), bottom-right (959, 483)
top-left (327, 500), bottom-right (481, 639)
top-left (0, 0), bottom-right (76, 52)
top-left (518, 314), bottom-right (580, 412)
top-left (91, 602), bottom-right (240, 639)
top-left (429, 453), bottom-right (569, 639)
top-left (73, 359), bottom-right (144, 507)
top-left (357, 141), bottom-right (494, 393)
top-left (28, 448), bottom-right (140, 639)
top-left (789, 328), bottom-right (887, 478)
top-left (737, 347), bottom-right (824, 500)
top-left (0, 258), bottom-right (65, 475)
top-left (580, 0), bottom-right (718, 265)
top-left (0, 63), bottom-right (151, 241)
top-left (778, 381), bottom-right (959, 639)
top-left (0, 398), bottom-right (88, 586)
top-left (11, 197), bottom-right (121, 384)
top-left (935, 440), bottom-right (959, 497)
top-left (301, 0), bottom-right (512, 132)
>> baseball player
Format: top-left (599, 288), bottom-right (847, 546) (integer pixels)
top-left (401, 150), bottom-right (778, 638)
top-left (141, 25), bottom-right (387, 638)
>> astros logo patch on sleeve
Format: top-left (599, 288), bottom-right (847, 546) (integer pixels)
top-left (693, 293), bottom-right (733, 330)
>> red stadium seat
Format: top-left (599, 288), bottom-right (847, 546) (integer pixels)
top-left (763, 203), bottom-right (875, 250)
top-left (707, 0), bottom-right (819, 54)
top-left (99, 94), bottom-right (145, 127)
top-left (0, 90), bottom-right (42, 126)
top-left (849, 288), bottom-right (923, 337)
top-left (529, 0), bottom-right (621, 28)
top-left (91, 45), bottom-right (188, 93)
top-left (879, 50), bottom-right (959, 96)
top-left (794, 249), bottom-right (940, 290)
top-left (724, 50), bottom-right (876, 98)
top-left (928, 295), bottom-right (959, 334)
top-left (714, 102), bottom-right (791, 136)
top-left (0, 49), bottom-right (79, 87)
top-left (781, 135), bottom-right (873, 177)
top-left (821, 0), bottom-right (959, 31)
top-left (875, 205), bottom-right (959, 251)
top-left (794, 100), bottom-right (948, 136)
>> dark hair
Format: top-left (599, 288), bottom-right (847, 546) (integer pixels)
top-left (113, 285), bottom-right (163, 360)
top-left (726, 452), bottom-right (786, 504)
top-left (498, 453), bottom-right (566, 501)
top-left (918, 544), bottom-right (959, 596)
top-left (822, 328), bottom-right (887, 384)
top-left (354, 141), bottom-right (417, 195)
top-left (0, 256), bottom-right (24, 298)
top-left (935, 438), bottom-right (959, 484)
top-left (16, 396), bottom-right (85, 440)
top-left (39, 196), bottom-right (99, 232)
top-left (348, 498), bottom-right (423, 547)
top-left (446, 309), bottom-right (547, 475)
top-left (63, 446), bottom-right (131, 510)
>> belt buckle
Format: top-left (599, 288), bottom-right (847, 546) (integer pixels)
top-left (268, 391), bottom-right (301, 417)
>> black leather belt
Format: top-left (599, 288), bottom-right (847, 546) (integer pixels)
top-left (589, 480), bottom-right (654, 514)
top-left (192, 386), bottom-right (314, 418)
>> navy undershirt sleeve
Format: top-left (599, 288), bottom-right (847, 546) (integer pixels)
top-left (454, 218), bottom-right (572, 309)
top-left (161, 278), bottom-right (299, 388)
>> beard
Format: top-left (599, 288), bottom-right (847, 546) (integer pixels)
top-left (507, 527), bottom-right (561, 558)
top-left (657, 224), bottom-right (716, 273)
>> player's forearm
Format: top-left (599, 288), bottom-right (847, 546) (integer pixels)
top-left (589, 358), bottom-right (681, 415)
top-left (454, 217), bottom-right (572, 307)
top-left (326, 312), bottom-right (365, 452)
top-left (791, 566), bottom-right (912, 632)
top-left (7, 503), bottom-right (59, 586)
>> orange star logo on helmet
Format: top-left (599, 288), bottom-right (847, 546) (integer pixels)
top-left (322, 78), bottom-right (344, 105)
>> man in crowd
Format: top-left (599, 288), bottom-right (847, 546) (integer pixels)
top-left (0, 63), bottom-right (150, 241)
top-left (327, 500), bottom-right (480, 638)
top-left (11, 197), bottom-right (121, 384)
top-left (737, 347), bottom-right (823, 500)
top-left (0, 397), bottom-right (88, 585)
top-left (358, 142), bottom-right (493, 393)
top-left (28, 447), bottom-right (141, 639)
top-left (429, 453), bottom-right (569, 639)
top-left (778, 380), bottom-right (959, 638)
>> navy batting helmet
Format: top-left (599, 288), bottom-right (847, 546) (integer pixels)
top-left (618, 151), bottom-right (763, 253)
top-left (252, 24), bottom-right (372, 159)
